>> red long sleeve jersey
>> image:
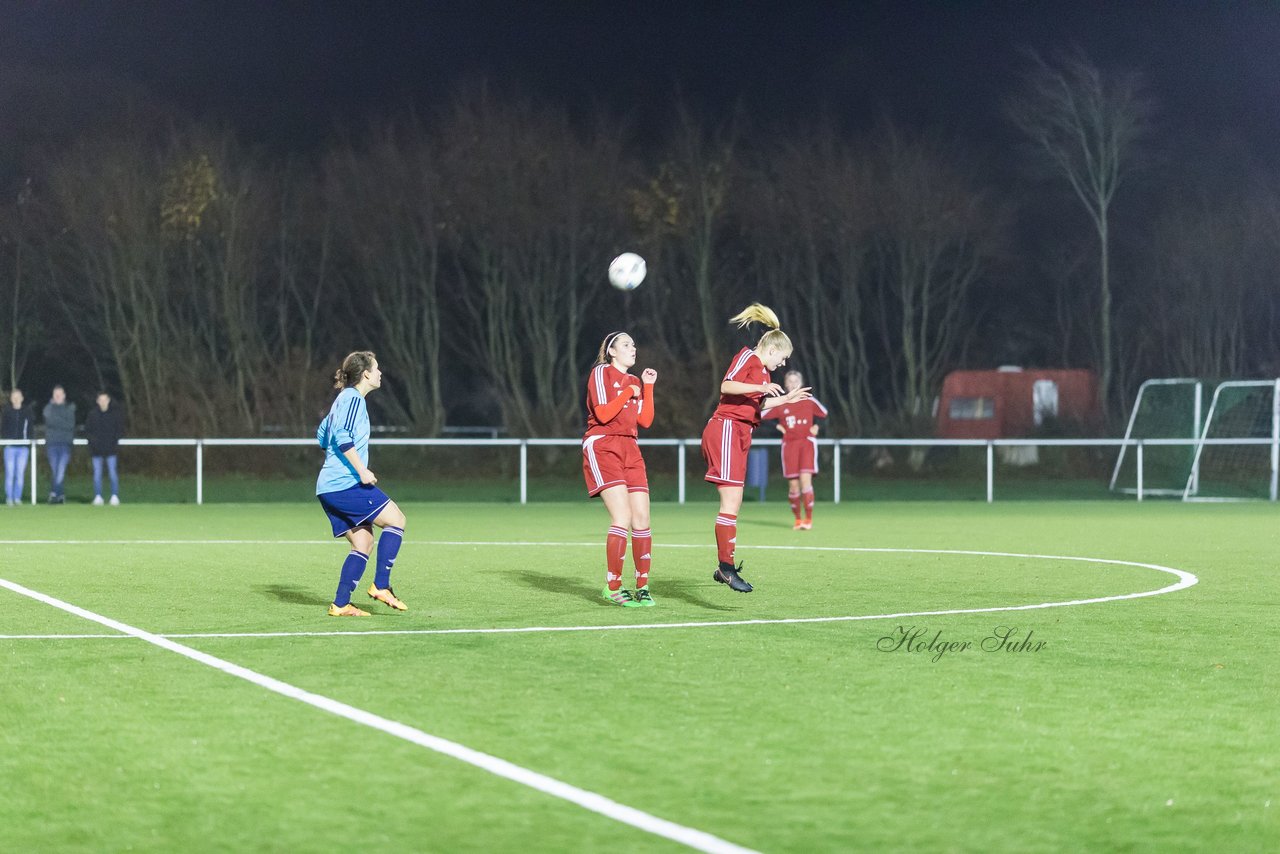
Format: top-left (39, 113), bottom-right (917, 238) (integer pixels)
top-left (763, 398), bottom-right (829, 440)
top-left (711, 347), bottom-right (769, 427)
top-left (584, 363), bottom-right (652, 438)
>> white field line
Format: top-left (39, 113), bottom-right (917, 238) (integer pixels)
top-left (0, 542), bottom-right (1198, 641)
top-left (0, 575), bottom-right (757, 854)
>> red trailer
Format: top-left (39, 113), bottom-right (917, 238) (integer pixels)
top-left (936, 368), bottom-right (1100, 439)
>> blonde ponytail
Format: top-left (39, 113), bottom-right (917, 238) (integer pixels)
top-left (729, 303), bottom-right (781, 331)
top-left (730, 303), bottom-right (792, 356)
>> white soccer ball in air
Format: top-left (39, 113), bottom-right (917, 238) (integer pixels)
top-left (608, 252), bottom-right (646, 291)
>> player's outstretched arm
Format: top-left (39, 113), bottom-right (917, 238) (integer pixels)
top-left (722, 380), bottom-right (783, 396)
top-left (762, 386), bottom-right (811, 411)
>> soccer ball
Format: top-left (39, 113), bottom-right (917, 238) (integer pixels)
top-left (608, 252), bottom-right (646, 291)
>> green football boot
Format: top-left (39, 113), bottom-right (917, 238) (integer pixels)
top-left (602, 587), bottom-right (642, 607)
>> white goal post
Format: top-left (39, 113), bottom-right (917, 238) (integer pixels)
top-left (1110, 378), bottom-right (1204, 497)
top-left (1182, 379), bottom-right (1280, 502)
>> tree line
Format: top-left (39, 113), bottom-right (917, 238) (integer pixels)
top-left (2, 52), bottom-right (1279, 438)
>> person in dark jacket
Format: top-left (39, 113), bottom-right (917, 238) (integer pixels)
top-left (2, 388), bottom-right (34, 506)
top-left (42, 385), bottom-right (76, 504)
top-left (85, 391), bottom-right (125, 505)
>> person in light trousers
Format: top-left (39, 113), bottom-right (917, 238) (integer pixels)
top-left (2, 388), bottom-right (34, 506)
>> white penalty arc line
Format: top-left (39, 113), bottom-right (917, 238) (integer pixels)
top-left (0, 542), bottom-right (1198, 641)
top-left (0, 576), bottom-right (756, 854)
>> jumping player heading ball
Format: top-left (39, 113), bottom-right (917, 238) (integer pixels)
top-left (701, 304), bottom-right (811, 592)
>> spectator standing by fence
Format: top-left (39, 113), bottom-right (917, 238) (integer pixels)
top-left (42, 385), bottom-right (76, 504)
top-left (85, 392), bottom-right (125, 505)
top-left (2, 388), bottom-right (34, 506)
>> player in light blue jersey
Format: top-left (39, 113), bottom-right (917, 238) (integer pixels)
top-left (316, 351), bottom-right (409, 616)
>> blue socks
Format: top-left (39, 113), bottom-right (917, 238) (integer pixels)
top-left (375, 526), bottom-right (404, 589)
top-left (333, 550), bottom-right (369, 606)
top-left (331, 525), bottom-right (402, 606)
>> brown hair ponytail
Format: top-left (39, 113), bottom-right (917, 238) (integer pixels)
top-left (333, 351), bottom-right (377, 389)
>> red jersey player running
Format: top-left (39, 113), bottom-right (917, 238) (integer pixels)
top-left (701, 303), bottom-right (810, 592)
top-left (582, 331), bottom-right (659, 607)
top-left (763, 369), bottom-right (828, 530)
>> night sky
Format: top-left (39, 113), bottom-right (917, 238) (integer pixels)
top-left (4, 1), bottom-right (1280, 159)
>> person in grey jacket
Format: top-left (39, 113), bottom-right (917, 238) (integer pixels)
top-left (42, 385), bottom-right (76, 504)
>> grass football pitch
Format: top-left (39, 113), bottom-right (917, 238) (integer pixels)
top-left (0, 500), bottom-right (1276, 852)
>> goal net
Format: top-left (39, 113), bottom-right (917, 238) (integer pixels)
top-left (1184, 380), bottom-right (1280, 501)
top-left (1110, 379), bottom-right (1204, 497)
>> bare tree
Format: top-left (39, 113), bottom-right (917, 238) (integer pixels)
top-left (0, 179), bottom-right (38, 388)
top-left (266, 159), bottom-right (335, 429)
top-left (630, 106), bottom-right (738, 409)
top-left (326, 119), bottom-right (446, 434)
top-left (1046, 241), bottom-right (1093, 368)
top-left (45, 134), bottom-right (177, 429)
top-left (1143, 181), bottom-right (1280, 379)
top-left (870, 124), bottom-right (1003, 422)
top-left (741, 125), bottom-right (879, 432)
top-left (42, 127), bottom-right (276, 433)
top-left (1007, 48), bottom-right (1153, 416)
top-left (440, 89), bottom-right (628, 435)
top-left (175, 147), bottom-right (273, 431)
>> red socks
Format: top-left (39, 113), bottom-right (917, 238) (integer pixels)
top-left (802, 488), bottom-right (815, 521)
top-left (606, 526), bottom-right (627, 589)
top-left (715, 513), bottom-right (737, 564)
top-left (631, 527), bottom-right (652, 588)
top-left (607, 526), bottom-right (654, 590)
top-left (788, 491), bottom-right (802, 521)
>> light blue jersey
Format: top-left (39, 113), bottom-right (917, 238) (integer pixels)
top-left (316, 387), bottom-right (370, 495)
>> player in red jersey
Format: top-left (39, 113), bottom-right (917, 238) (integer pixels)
top-left (582, 331), bottom-right (659, 607)
top-left (763, 370), bottom-right (828, 530)
top-left (701, 303), bottom-right (810, 592)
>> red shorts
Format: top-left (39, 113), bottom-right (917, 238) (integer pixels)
top-left (780, 437), bottom-right (819, 479)
top-left (582, 434), bottom-right (648, 498)
top-left (701, 417), bottom-right (753, 485)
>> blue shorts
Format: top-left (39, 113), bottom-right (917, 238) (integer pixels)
top-left (318, 483), bottom-right (392, 537)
